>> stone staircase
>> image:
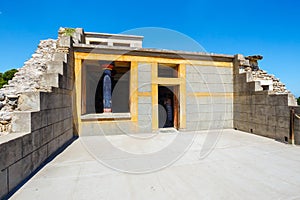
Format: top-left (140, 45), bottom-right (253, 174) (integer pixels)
top-left (234, 54), bottom-right (298, 144)
top-left (0, 29), bottom-right (78, 199)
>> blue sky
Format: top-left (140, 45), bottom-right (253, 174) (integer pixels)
top-left (0, 0), bottom-right (299, 96)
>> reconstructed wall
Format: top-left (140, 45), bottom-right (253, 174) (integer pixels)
top-left (185, 65), bottom-right (233, 131)
top-left (233, 54), bottom-right (297, 143)
top-left (294, 107), bottom-right (300, 145)
top-left (0, 31), bottom-right (76, 199)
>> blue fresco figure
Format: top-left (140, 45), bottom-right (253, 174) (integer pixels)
top-left (164, 94), bottom-right (173, 127)
top-left (94, 63), bottom-right (115, 113)
top-left (103, 69), bottom-right (112, 112)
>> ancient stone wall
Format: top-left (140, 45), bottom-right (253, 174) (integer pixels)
top-left (293, 107), bottom-right (300, 145)
top-left (233, 54), bottom-right (297, 143)
top-left (0, 29), bottom-right (76, 199)
top-left (185, 65), bottom-right (233, 131)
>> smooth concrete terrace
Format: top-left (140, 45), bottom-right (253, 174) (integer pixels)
top-left (10, 129), bottom-right (300, 200)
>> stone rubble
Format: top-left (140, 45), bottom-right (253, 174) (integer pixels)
top-left (0, 39), bottom-right (57, 135)
top-left (241, 55), bottom-right (290, 94)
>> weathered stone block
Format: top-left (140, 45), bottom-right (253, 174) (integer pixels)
top-left (11, 111), bottom-right (31, 133)
top-left (138, 71), bottom-right (151, 83)
top-left (53, 52), bottom-right (67, 62)
top-left (276, 116), bottom-right (289, 129)
top-left (40, 73), bottom-right (59, 88)
top-left (22, 130), bottom-right (41, 157)
top-left (0, 136), bottom-right (22, 170)
top-left (138, 114), bottom-right (152, 122)
top-left (138, 103), bottom-right (152, 115)
top-left (53, 120), bottom-right (64, 138)
top-left (32, 145), bottom-right (47, 171)
top-left (18, 92), bottom-right (40, 111)
top-left (275, 127), bottom-right (289, 142)
top-left (137, 83), bottom-right (151, 92)
top-left (0, 168), bottom-right (8, 199)
top-left (138, 97), bottom-right (151, 104)
top-left (8, 154), bottom-right (33, 191)
top-left (63, 117), bottom-right (73, 132)
top-left (40, 125), bottom-right (53, 145)
top-left (138, 63), bottom-right (152, 72)
top-left (275, 106), bottom-right (290, 117)
top-left (47, 61), bottom-right (65, 75)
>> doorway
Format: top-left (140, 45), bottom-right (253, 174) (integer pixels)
top-left (158, 85), bottom-right (179, 129)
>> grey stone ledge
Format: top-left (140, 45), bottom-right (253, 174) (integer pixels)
top-left (81, 113), bottom-right (131, 120)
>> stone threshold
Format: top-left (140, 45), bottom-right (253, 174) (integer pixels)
top-left (81, 113), bottom-right (131, 120)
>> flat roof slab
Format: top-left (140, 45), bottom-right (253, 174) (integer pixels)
top-left (10, 130), bottom-right (300, 200)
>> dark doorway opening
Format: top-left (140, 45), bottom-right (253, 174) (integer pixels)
top-left (158, 85), bottom-right (179, 128)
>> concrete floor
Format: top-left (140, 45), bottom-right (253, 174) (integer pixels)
top-left (10, 129), bottom-right (300, 200)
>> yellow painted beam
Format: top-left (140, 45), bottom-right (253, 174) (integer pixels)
top-left (138, 92), bottom-right (152, 96)
top-left (188, 92), bottom-right (233, 97)
top-left (74, 52), bottom-right (233, 68)
top-left (152, 77), bottom-right (182, 85)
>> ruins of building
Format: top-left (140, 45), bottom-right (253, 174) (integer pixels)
top-left (0, 27), bottom-right (300, 198)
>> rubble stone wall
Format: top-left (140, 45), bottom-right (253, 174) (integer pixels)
top-left (0, 33), bottom-right (75, 199)
top-left (233, 55), bottom-right (294, 143)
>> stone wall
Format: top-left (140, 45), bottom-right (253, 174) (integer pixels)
top-left (185, 65), bottom-right (233, 131)
top-left (233, 54), bottom-right (296, 143)
top-left (294, 107), bottom-right (300, 145)
top-left (137, 63), bottom-right (152, 133)
top-left (0, 30), bottom-right (76, 199)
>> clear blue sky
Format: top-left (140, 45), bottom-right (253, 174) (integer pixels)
top-left (0, 0), bottom-right (299, 96)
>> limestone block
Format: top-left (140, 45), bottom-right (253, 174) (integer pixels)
top-left (138, 63), bottom-right (152, 72)
top-left (275, 127), bottom-right (289, 142)
top-left (186, 113), bottom-right (202, 122)
top-left (138, 71), bottom-right (151, 83)
top-left (186, 96), bottom-right (199, 105)
top-left (47, 137), bottom-right (60, 157)
top-left (53, 120), bottom-right (64, 138)
top-left (137, 83), bottom-right (151, 92)
top-left (40, 110), bottom-right (48, 128)
top-left (0, 168), bottom-right (8, 199)
top-left (186, 104), bottom-right (202, 114)
top-left (253, 94), bottom-right (266, 105)
top-left (11, 111), bottom-right (31, 133)
top-left (138, 103), bottom-right (152, 115)
top-left (40, 125), bottom-right (53, 145)
top-left (47, 61), bottom-right (66, 75)
top-left (266, 116), bottom-right (277, 126)
top-left (276, 116), bottom-right (289, 129)
top-left (32, 145), bottom-right (47, 171)
top-left (58, 36), bottom-right (72, 48)
top-left (138, 97), bottom-right (151, 104)
top-left (275, 106), bottom-right (290, 117)
top-left (53, 52), bottom-right (67, 62)
top-left (255, 105), bottom-right (267, 116)
top-left (185, 73), bottom-right (206, 83)
top-left (63, 117), bottom-right (73, 132)
top-left (252, 113), bottom-right (267, 125)
top-left (0, 136), bottom-right (22, 170)
top-left (22, 130), bottom-right (41, 157)
top-left (248, 81), bottom-right (263, 92)
top-left (138, 114), bottom-right (152, 122)
top-left (40, 73), bottom-right (59, 88)
top-left (18, 92), bottom-right (40, 111)
top-left (8, 154), bottom-right (33, 191)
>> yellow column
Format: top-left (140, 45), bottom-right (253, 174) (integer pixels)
top-left (74, 58), bottom-right (82, 135)
top-left (151, 62), bottom-right (158, 130)
top-left (179, 64), bottom-right (186, 129)
top-left (130, 61), bottom-right (138, 122)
